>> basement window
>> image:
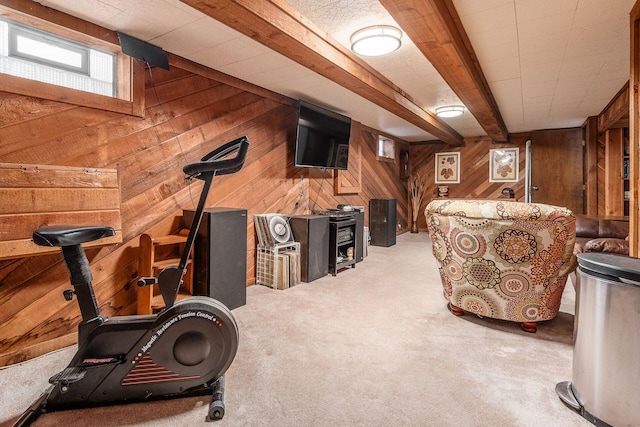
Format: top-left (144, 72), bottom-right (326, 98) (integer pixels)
top-left (0, 17), bottom-right (116, 97)
top-left (378, 135), bottom-right (396, 162)
top-left (0, 8), bottom-right (142, 117)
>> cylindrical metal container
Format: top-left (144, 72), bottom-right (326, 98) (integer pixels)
top-left (557, 252), bottom-right (640, 427)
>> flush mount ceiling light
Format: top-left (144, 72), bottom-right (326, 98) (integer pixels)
top-left (350, 25), bottom-right (402, 57)
top-left (435, 106), bottom-right (465, 118)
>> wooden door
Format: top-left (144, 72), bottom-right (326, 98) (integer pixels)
top-left (530, 128), bottom-right (584, 214)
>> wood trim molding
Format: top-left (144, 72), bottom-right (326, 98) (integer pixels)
top-left (583, 116), bottom-right (599, 216)
top-left (0, 72), bottom-right (139, 116)
top-left (334, 144), bottom-right (362, 194)
top-left (629, 0), bottom-right (640, 256)
top-left (0, 332), bottom-right (77, 367)
top-left (179, 0), bottom-right (464, 146)
top-left (0, 0), bottom-right (119, 46)
top-left (597, 82), bottom-right (630, 131)
top-left (380, 0), bottom-right (509, 142)
top-left (603, 129), bottom-right (624, 216)
top-left (334, 122), bottom-right (363, 194)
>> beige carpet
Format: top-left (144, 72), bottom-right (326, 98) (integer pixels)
top-left (0, 232), bottom-right (590, 427)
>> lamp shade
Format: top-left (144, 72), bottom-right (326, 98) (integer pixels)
top-left (351, 25), bottom-right (402, 57)
top-left (436, 106), bottom-right (465, 118)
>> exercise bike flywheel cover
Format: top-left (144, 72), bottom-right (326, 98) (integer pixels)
top-left (147, 297), bottom-right (238, 381)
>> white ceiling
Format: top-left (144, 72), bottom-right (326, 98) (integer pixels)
top-left (34, 0), bottom-right (635, 142)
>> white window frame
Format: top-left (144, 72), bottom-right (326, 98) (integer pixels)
top-left (1, 17), bottom-right (116, 98)
top-left (9, 24), bottom-right (90, 74)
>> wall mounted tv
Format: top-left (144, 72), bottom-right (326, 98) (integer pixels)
top-left (295, 100), bottom-right (352, 170)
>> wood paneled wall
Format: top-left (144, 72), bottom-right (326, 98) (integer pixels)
top-left (409, 137), bottom-right (529, 231)
top-left (0, 61), bottom-right (409, 366)
top-left (310, 126), bottom-right (409, 231)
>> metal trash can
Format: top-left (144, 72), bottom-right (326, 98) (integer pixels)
top-left (556, 252), bottom-right (640, 427)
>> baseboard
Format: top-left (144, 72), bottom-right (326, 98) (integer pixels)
top-left (0, 332), bottom-right (77, 367)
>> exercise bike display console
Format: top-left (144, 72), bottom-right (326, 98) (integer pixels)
top-left (14, 136), bottom-right (250, 426)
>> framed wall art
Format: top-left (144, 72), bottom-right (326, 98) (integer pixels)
top-left (435, 152), bottom-right (460, 184)
top-left (489, 148), bottom-right (519, 182)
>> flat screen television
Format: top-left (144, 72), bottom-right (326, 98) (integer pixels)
top-left (295, 100), bottom-right (352, 170)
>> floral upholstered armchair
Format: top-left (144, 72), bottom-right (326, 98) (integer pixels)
top-left (424, 199), bottom-right (577, 333)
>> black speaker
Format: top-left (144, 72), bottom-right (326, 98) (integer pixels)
top-left (369, 199), bottom-right (396, 247)
top-left (289, 215), bottom-right (330, 282)
top-left (355, 211), bottom-right (364, 262)
top-left (183, 208), bottom-right (247, 310)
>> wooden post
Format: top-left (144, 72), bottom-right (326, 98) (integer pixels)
top-left (583, 116), bottom-right (599, 216)
top-left (604, 129), bottom-right (624, 217)
top-left (630, 1), bottom-right (640, 257)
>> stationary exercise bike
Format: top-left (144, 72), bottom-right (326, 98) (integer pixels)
top-left (14, 136), bottom-right (250, 426)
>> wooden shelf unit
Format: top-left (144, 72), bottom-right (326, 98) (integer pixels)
top-left (137, 231), bottom-right (193, 315)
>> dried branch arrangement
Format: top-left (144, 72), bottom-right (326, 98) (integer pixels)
top-left (410, 173), bottom-right (426, 222)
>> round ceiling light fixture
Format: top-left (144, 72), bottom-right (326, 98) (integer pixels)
top-left (351, 25), bottom-right (402, 57)
top-left (435, 106), bottom-right (465, 118)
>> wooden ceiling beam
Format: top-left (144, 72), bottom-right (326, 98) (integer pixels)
top-left (597, 81), bottom-right (629, 131)
top-left (380, 0), bottom-right (509, 142)
top-left (180, 0), bottom-right (464, 146)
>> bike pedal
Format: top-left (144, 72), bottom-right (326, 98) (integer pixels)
top-left (49, 367), bottom-right (87, 385)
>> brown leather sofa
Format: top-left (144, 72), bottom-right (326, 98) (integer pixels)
top-left (574, 215), bottom-right (629, 255)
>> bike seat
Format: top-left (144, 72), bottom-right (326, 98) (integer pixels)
top-left (33, 225), bottom-right (116, 247)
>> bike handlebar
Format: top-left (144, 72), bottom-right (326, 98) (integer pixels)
top-left (183, 136), bottom-right (250, 178)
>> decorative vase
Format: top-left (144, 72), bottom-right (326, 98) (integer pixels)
top-left (411, 220), bottom-right (419, 233)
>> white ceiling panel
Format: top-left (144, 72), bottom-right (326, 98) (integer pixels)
top-left (455, 2), bottom-right (516, 35)
top-left (36, 0), bottom-right (123, 27)
top-left (151, 18), bottom-right (243, 56)
top-left (481, 58), bottom-right (521, 83)
top-left (514, 0), bottom-right (579, 22)
top-left (573, 0), bottom-right (635, 27)
top-left (29, 0), bottom-right (636, 143)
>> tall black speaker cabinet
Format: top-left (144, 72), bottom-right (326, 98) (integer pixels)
top-left (183, 207), bottom-right (247, 310)
top-left (289, 215), bottom-right (329, 282)
top-left (369, 199), bottom-right (396, 247)
top-left (355, 211), bottom-right (364, 262)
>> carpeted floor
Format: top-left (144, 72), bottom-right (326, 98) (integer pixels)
top-left (0, 232), bottom-right (589, 426)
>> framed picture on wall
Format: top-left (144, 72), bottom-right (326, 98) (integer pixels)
top-left (435, 152), bottom-right (460, 184)
top-left (489, 148), bottom-right (519, 182)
